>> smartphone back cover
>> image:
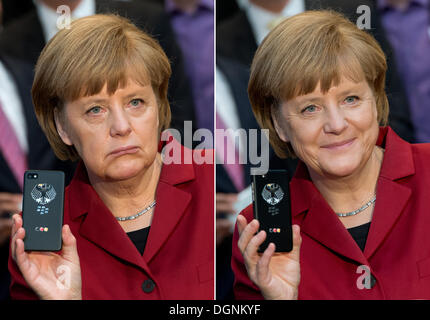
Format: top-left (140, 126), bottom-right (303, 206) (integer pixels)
top-left (22, 170), bottom-right (64, 251)
top-left (252, 170), bottom-right (293, 252)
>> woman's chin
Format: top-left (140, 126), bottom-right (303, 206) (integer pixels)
top-left (321, 158), bottom-right (360, 178)
top-left (106, 159), bottom-right (144, 181)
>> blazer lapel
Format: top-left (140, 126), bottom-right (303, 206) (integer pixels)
top-left (291, 165), bottom-right (368, 265)
top-left (302, 195), bottom-right (368, 265)
top-left (143, 180), bottom-right (192, 263)
top-left (364, 127), bottom-right (414, 259)
top-left (143, 136), bottom-right (195, 262)
top-left (364, 178), bottom-right (412, 259)
top-left (79, 196), bottom-right (149, 270)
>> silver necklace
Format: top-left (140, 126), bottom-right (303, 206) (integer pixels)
top-left (335, 195), bottom-right (376, 217)
top-left (116, 200), bottom-right (156, 221)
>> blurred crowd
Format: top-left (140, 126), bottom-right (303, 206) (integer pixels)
top-left (0, 0), bottom-right (213, 300)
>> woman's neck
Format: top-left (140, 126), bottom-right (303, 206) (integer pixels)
top-left (309, 146), bottom-right (384, 215)
top-left (88, 153), bottom-right (163, 219)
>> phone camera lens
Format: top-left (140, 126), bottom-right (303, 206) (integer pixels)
top-left (27, 173), bottom-right (33, 179)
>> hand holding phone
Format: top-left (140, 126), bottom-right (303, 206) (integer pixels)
top-left (236, 215), bottom-right (302, 300)
top-left (10, 214), bottom-right (82, 300)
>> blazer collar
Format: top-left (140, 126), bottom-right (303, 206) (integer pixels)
top-left (290, 126), bottom-right (415, 263)
top-left (67, 135), bottom-right (195, 270)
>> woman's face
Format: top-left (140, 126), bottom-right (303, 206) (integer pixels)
top-left (56, 79), bottom-right (160, 182)
top-left (273, 77), bottom-right (380, 179)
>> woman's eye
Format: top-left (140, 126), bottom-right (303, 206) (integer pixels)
top-left (88, 106), bottom-right (102, 114)
top-left (344, 96), bottom-right (359, 104)
top-left (129, 99), bottom-right (143, 107)
top-left (302, 105), bottom-right (317, 113)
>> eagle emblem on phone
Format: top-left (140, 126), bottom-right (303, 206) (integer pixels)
top-left (261, 183), bottom-right (284, 206)
top-left (31, 183), bottom-right (57, 205)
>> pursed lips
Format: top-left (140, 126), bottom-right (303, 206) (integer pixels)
top-left (108, 145), bottom-right (139, 157)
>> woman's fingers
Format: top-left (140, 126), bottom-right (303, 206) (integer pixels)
top-left (14, 237), bottom-right (31, 276)
top-left (237, 218), bottom-right (259, 253)
top-left (289, 224), bottom-right (302, 262)
top-left (11, 225), bottom-right (25, 262)
top-left (256, 242), bottom-right (276, 284)
top-left (244, 229), bottom-right (266, 259)
top-left (236, 215), bottom-right (247, 235)
top-left (61, 225), bottom-right (79, 262)
top-left (11, 214), bottom-right (22, 238)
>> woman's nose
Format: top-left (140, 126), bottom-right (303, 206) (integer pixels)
top-left (323, 105), bottom-right (348, 134)
top-left (109, 107), bottom-right (132, 137)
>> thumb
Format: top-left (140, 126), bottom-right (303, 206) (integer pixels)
top-left (61, 225), bottom-right (79, 262)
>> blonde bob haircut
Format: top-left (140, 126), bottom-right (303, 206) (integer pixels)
top-left (32, 14), bottom-right (172, 161)
top-left (248, 10), bottom-right (389, 159)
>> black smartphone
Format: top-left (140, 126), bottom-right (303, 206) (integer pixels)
top-left (22, 170), bottom-right (65, 251)
top-left (252, 170), bottom-right (293, 252)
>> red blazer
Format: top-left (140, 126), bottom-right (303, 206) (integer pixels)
top-left (9, 137), bottom-right (214, 299)
top-left (232, 127), bottom-right (430, 299)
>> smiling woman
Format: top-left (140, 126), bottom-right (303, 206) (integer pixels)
top-left (8, 14), bottom-right (214, 300)
top-left (232, 10), bottom-right (430, 300)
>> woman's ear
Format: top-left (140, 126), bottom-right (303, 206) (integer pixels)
top-left (54, 108), bottom-right (73, 146)
top-left (271, 107), bottom-right (289, 143)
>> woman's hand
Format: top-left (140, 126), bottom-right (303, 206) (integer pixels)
top-left (237, 215), bottom-right (302, 300)
top-left (10, 214), bottom-right (82, 300)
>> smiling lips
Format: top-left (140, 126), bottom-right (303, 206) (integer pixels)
top-left (108, 146), bottom-right (139, 157)
top-left (321, 138), bottom-right (356, 150)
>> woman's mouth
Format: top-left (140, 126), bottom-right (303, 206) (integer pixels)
top-left (321, 138), bottom-right (356, 150)
top-left (108, 146), bottom-right (139, 157)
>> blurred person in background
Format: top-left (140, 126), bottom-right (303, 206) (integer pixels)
top-left (216, 0), bottom-right (240, 23)
top-left (165, 0), bottom-right (214, 135)
top-left (215, 56), bottom-right (262, 299)
top-left (0, 0), bottom-right (34, 27)
top-left (376, 0), bottom-right (430, 143)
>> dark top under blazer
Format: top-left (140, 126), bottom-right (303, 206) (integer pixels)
top-left (232, 127), bottom-right (430, 299)
top-left (9, 137), bottom-right (214, 299)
